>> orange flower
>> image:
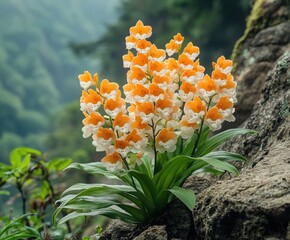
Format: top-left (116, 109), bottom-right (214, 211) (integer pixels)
top-left (125, 35), bottom-right (138, 49)
top-left (127, 67), bottom-right (147, 84)
top-left (149, 61), bottom-right (166, 76)
top-left (205, 106), bottom-right (224, 131)
top-left (148, 44), bottom-right (166, 62)
top-left (179, 82), bottom-right (196, 102)
top-left (81, 89), bottom-right (102, 104)
top-left (136, 39), bottom-right (152, 54)
top-left (101, 152), bottom-right (123, 170)
top-left (136, 102), bottom-right (155, 123)
top-left (131, 115), bottom-right (151, 132)
top-left (165, 40), bottom-right (179, 56)
top-left (184, 96), bottom-right (206, 123)
top-left (115, 139), bottom-right (131, 157)
top-left (183, 42), bottom-right (199, 60)
top-left (215, 96), bottom-right (235, 122)
top-left (178, 53), bottom-right (194, 70)
top-left (80, 89), bottom-right (102, 112)
top-left (179, 117), bottom-right (198, 139)
top-left (153, 73), bottom-right (172, 89)
top-left (156, 99), bottom-right (173, 118)
top-left (82, 112), bottom-right (105, 138)
top-left (132, 84), bottom-right (149, 103)
top-left (104, 98), bottom-right (125, 117)
top-left (78, 71), bottom-right (98, 90)
top-left (93, 127), bottom-right (115, 151)
top-left (218, 74), bottom-right (237, 99)
top-left (196, 74), bottom-right (217, 98)
top-left (148, 82), bottom-right (165, 102)
top-left (113, 112), bottom-right (131, 133)
top-left (166, 58), bottom-right (181, 77)
top-left (211, 68), bottom-right (227, 86)
top-left (156, 128), bottom-right (177, 153)
top-left (181, 69), bottom-right (198, 84)
top-left (213, 55), bottom-right (233, 74)
top-left (173, 33), bottom-right (184, 45)
top-left (127, 104), bottom-right (137, 119)
top-left (191, 60), bottom-right (205, 76)
top-left (125, 129), bottom-right (147, 150)
top-left (123, 51), bottom-right (134, 68)
top-left (100, 79), bottom-right (119, 99)
top-left (82, 112), bottom-right (104, 127)
top-left (129, 20), bottom-right (152, 39)
top-left (123, 83), bottom-right (135, 103)
top-left (132, 53), bottom-right (148, 70)
top-left (215, 96), bottom-right (233, 110)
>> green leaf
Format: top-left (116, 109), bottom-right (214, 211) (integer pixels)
top-left (0, 190), bottom-right (10, 196)
top-left (58, 207), bottom-right (140, 225)
top-left (182, 133), bottom-right (198, 155)
top-left (66, 162), bottom-right (119, 180)
top-left (135, 155), bottom-right (153, 178)
top-left (167, 186), bottom-right (196, 210)
top-left (20, 154), bottom-right (30, 172)
top-left (9, 147), bottom-right (41, 168)
top-left (47, 158), bottom-right (72, 171)
top-left (127, 170), bottom-right (156, 201)
top-left (195, 128), bottom-right (256, 156)
top-left (0, 213), bottom-right (38, 238)
top-left (204, 151), bottom-right (247, 162)
top-left (54, 183), bottom-right (137, 223)
top-left (200, 157), bottom-right (239, 175)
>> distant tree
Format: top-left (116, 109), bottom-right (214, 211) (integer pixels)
top-left (72, 0), bottom-right (249, 83)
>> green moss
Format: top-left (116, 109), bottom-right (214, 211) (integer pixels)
top-left (278, 101), bottom-right (289, 119)
top-left (231, 0), bottom-right (290, 71)
top-left (276, 57), bottom-right (290, 74)
top-left (231, 0), bottom-right (265, 71)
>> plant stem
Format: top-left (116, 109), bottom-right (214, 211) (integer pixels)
top-left (191, 96), bottom-right (213, 157)
top-left (191, 118), bottom-right (204, 157)
top-left (151, 119), bottom-right (157, 175)
top-left (17, 182), bottom-right (26, 215)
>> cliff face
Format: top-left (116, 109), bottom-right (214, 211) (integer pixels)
top-left (102, 1), bottom-right (290, 239)
top-left (231, 0), bottom-right (290, 126)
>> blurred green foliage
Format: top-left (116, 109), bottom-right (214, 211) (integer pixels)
top-left (45, 102), bottom-right (97, 165)
top-left (0, 0), bottom-right (119, 160)
top-left (0, 147), bottom-right (72, 239)
top-left (72, 0), bottom-right (249, 84)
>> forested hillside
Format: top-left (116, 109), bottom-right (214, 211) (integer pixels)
top-left (0, 0), bottom-right (119, 159)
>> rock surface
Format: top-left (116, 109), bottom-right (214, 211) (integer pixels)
top-left (230, 0), bottom-right (290, 127)
top-left (193, 52), bottom-right (290, 239)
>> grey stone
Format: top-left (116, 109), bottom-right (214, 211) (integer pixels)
top-left (134, 225), bottom-right (167, 240)
top-left (193, 52), bottom-right (290, 240)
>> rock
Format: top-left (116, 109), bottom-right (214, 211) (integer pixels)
top-left (134, 225), bottom-right (167, 240)
top-left (193, 52), bottom-right (290, 239)
top-left (230, 0), bottom-right (290, 127)
top-left (194, 142), bottom-right (290, 239)
top-left (192, 0), bottom-right (290, 237)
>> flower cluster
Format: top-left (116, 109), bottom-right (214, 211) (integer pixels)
top-left (78, 20), bottom-right (236, 171)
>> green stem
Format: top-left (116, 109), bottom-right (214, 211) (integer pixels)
top-left (17, 182), bottom-right (26, 215)
top-left (191, 96), bottom-right (213, 157)
top-left (151, 119), bottom-right (158, 175)
top-left (191, 118), bottom-right (204, 157)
